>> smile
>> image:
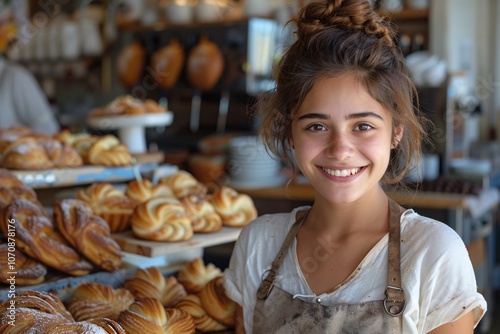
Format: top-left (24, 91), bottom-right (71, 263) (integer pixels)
top-left (321, 167), bottom-right (361, 177)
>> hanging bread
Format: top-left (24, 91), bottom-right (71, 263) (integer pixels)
top-left (186, 35), bottom-right (224, 90)
top-left (151, 38), bottom-right (185, 89)
top-left (117, 40), bottom-right (146, 88)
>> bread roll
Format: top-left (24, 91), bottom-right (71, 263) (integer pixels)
top-left (159, 170), bottom-right (207, 198)
top-left (210, 186), bottom-right (257, 227)
top-left (0, 199), bottom-right (93, 276)
top-left (181, 194), bottom-right (222, 233)
top-left (53, 199), bottom-right (123, 271)
top-left (67, 282), bottom-right (135, 321)
top-left (177, 258), bottom-right (221, 293)
top-left (0, 243), bottom-right (47, 285)
top-left (125, 179), bottom-right (175, 203)
top-left (176, 294), bottom-right (227, 332)
top-left (131, 197), bottom-right (193, 242)
top-left (125, 267), bottom-right (187, 307)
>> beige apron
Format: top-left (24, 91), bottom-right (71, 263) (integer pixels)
top-left (253, 199), bottom-right (406, 334)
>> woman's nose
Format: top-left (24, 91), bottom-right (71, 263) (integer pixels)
top-left (324, 132), bottom-right (353, 160)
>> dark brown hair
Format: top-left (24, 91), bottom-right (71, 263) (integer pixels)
top-left (257, 0), bottom-right (427, 185)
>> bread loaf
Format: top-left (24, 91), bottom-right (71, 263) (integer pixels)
top-left (131, 197), bottom-right (193, 242)
top-left (177, 258), bottom-right (221, 293)
top-left (210, 186), bottom-right (257, 227)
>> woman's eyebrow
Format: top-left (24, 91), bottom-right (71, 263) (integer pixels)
top-left (297, 112), bottom-right (330, 120)
top-left (346, 112), bottom-right (384, 121)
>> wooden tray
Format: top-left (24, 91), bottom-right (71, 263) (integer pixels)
top-left (112, 227), bottom-right (242, 258)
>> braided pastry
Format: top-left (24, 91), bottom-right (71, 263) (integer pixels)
top-left (38, 138), bottom-right (83, 167)
top-left (0, 168), bottom-right (24, 187)
top-left (72, 135), bottom-right (98, 162)
top-left (0, 199), bottom-right (93, 276)
top-left (199, 276), bottom-right (236, 327)
top-left (176, 294), bottom-right (227, 332)
top-left (47, 318), bottom-right (126, 334)
top-left (118, 298), bottom-right (195, 334)
top-left (125, 267), bottom-right (187, 307)
top-left (159, 170), bottom-right (207, 198)
top-left (0, 290), bottom-right (74, 333)
top-left (210, 186), bottom-right (257, 227)
top-left (67, 282), bottom-right (135, 321)
top-left (0, 185), bottom-right (49, 216)
top-left (0, 243), bottom-right (47, 285)
top-left (125, 179), bottom-right (175, 203)
top-left (0, 186), bottom-right (13, 209)
top-left (181, 194), bottom-right (222, 233)
top-left (177, 258), bottom-right (221, 293)
top-left (1, 136), bottom-right (53, 169)
top-left (131, 197), bottom-right (193, 242)
top-left (0, 126), bottom-right (33, 153)
top-left (87, 135), bottom-right (132, 166)
top-left (53, 199), bottom-right (123, 271)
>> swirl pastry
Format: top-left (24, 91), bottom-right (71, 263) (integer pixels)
top-left (0, 290), bottom-right (74, 333)
top-left (125, 179), bottom-right (175, 203)
top-left (199, 276), bottom-right (236, 327)
top-left (1, 136), bottom-right (53, 169)
top-left (131, 197), bottom-right (193, 242)
top-left (39, 138), bottom-right (83, 167)
top-left (77, 183), bottom-right (123, 202)
top-left (72, 135), bottom-right (98, 162)
top-left (0, 199), bottom-right (93, 276)
top-left (87, 135), bottom-right (131, 166)
top-left (67, 282), bottom-right (135, 321)
top-left (125, 266), bottom-right (187, 307)
top-left (47, 318), bottom-right (126, 334)
top-left (53, 199), bottom-right (123, 271)
top-left (210, 186), bottom-right (257, 227)
top-left (176, 294), bottom-right (226, 332)
top-left (0, 243), bottom-right (47, 285)
top-left (159, 170), bottom-right (207, 198)
top-left (181, 194), bottom-right (222, 233)
top-left (177, 258), bottom-right (221, 293)
top-left (118, 298), bottom-right (195, 334)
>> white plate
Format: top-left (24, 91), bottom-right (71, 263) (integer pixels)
top-left (87, 112), bottom-right (174, 129)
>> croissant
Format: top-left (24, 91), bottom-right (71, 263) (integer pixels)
top-left (177, 258), bottom-right (222, 293)
top-left (199, 276), bottom-right (236, 327)
top-left (0, 199), bottom-right (93, 276)
top-left (67, 282), bottom-right (135, 321)
top-left (125, 266), bottom-right (187, 307)
top-left (181, 194), bottom-right (222, 233)
top-left (38, 138), bottom-right (83, 167)
top-left (131, 197), bottom-right (193, 242)
top-left (117, 298), bottom-right (168, 334)
top-left (87, 135), bottom-right (131, 166)
top-left (176, 294), bottom-right (227, 332)
top-left (47, 318), bottom-right (126, 334)
top-left (210, 186), bottom-right (257, 227)
top-left (125, 179), bottom-right (175, 203)
top-left (53, 199), bottom-right (123, 271)
top-left (1, 136), bottom-right (53, 169)
top-left (0, 290), bottom-right (74, 333)
top-left (159, 170), bottom-right (207, 198)
top-left (0, 243), bottom-right (47, 285)
top-left (164, 308), bottom-right (196, 334)
top-left (0, 168), bottom-right (24, 188)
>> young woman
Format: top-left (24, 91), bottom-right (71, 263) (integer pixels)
top-left (223, 0), bottom-right (486, 333)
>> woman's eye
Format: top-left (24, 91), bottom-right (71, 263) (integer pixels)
top-left (355, 123), bottom-right (373, 131)
top-left (307, 124), bottom-right (327, 131)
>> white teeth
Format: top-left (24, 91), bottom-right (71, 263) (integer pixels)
top-left (322, 167), bottom-right (361, 177)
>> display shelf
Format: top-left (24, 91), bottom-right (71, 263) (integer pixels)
top-left (112, 227), bottom-right (242, 258)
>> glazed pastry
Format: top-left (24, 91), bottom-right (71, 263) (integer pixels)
top-left (176, 294), bottom-right (227, 332)
top-left (1, 136), bottom-right (53, 169)
top-left (210, 186), bottom-right (257, 227)
top-left (177, 258), bottom-right (222, 293)
top-left (0, 290), bottom-right (74, 333)
top-left (118, 298), bottom-right (195, 334)
top-left (125, 179), bottom-right (175, 203)
top-left (131, 197), bottom-right (193, 242)
top-left (181, 194), bottom-right (222, 233)
top-left (87, 135), bottom-right (131, 166)
top-left (47, 318), bottom-right (126, 334)
top-left (53, 199), bottom-right (123, 271)
top-left (125, 266), bottom-right (187, 307)
top-left (0, 243), bottom-right (47, 285)
top-left (199, 276), bottom-right (236, 327)
top-left (0, 199), bottom-right (93, 276)
top-left (159, 170), bottom-right (207, 198)
top-left (67, 282), bottom-right (135, 321)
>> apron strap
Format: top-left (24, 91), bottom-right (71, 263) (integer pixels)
top-left (384, 198), bottom-right (406, 317)
top-left (256, 210), bottom-right (309, 300)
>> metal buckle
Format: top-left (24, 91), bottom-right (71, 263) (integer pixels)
top-left (384, 285), bottom-right (406, 317)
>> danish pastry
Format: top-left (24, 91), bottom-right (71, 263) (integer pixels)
top-left (210, 186), bottom-right (257, 227)
top-left (0, 243), bottom-right (47, 285)
top-left (177, 258), bottom-right (222, 293)
top-left (131, 197), bottom-right (193, 242)
top-left (159, 170), bottom-right (207, 198)
top-left (0, 199), bottom-right (93, 276)
top-left (181, 194), bottom-right (222, 233)
top-left (53, 199), bottom-right (123, 271)
top-left (125, 266), bottom-right (187, 307)
top-left (125, 179), bottom-right (175, 203)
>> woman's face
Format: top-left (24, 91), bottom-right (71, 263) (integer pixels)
top-left (291, 74), bottom-right (402, 205)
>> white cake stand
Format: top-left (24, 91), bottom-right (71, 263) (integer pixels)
top-left (87, 113), bottom-right (174, 153)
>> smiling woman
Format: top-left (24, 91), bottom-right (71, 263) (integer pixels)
top-left (222, 0), bottom-right (486, 333)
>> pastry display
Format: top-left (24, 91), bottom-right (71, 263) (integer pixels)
top-left (53, 199), bottom-right (123, 272)
top-left (181, 194), bottom-right (223, 233)
top-left (159, 170), bottom-right (207, 198)
top-left (88, 95), bottom-right (168, 118)
top-left (0, 243), bottom-right (47, 286)
top-left (177, 258), bottom-right (222, 294)
top-left (211, 186), bottom-right (258, 227)
top-left (131, 197), bottom-right (193, 242)
top-left (125, 179), bottom-right (175, 204)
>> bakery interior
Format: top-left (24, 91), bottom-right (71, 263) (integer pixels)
top-left (1, 0), bottom-right (500, 332)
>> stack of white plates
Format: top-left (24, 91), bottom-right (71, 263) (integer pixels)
top-left (227, 136), bottom-right (286, 189)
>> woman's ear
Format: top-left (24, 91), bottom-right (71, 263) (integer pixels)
top-left (392, 125), bottom-right (404, 149)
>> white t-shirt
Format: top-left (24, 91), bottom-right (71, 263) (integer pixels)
top-left (0, 57), bottom-right (59, 135)
top-left (223, 206), bottom-right (487, 333)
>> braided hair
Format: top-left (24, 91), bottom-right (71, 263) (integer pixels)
top-left (258, 0), bottom-right (427, 185)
